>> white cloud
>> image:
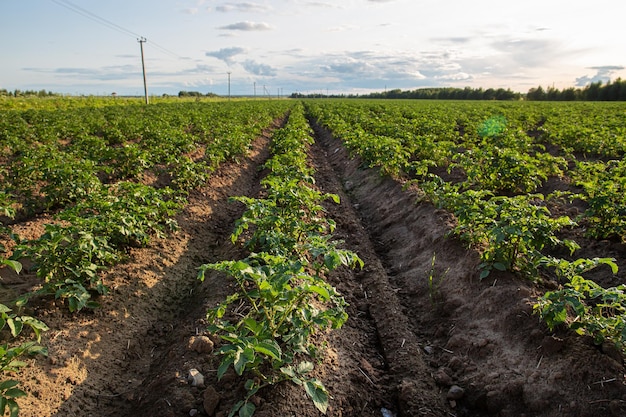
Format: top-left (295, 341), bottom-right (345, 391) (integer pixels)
top-left (218, 21), bottom-right (273, 31)
top-left (216, 3), bottom-right (270, 13)
top-left (575, 66), bottom-right (625, 86)
top-left (206, 47), bottom-right (247, 64)
top-left (436, 72), bottom-right (471, 81)
top-left (242, 60), bottom-right (277, 76)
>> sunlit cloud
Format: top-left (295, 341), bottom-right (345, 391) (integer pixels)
top-left (575, 66), bottom-right (625, 86)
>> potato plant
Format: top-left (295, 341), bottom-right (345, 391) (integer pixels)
top-left (0, 284), bottom-right (48, 417)
top-left (199, 104), bottom-right (361, 417)
top-left (534, 257), bottom-right (625, 353)
top-left (573, 159), bottom-right (626, 242)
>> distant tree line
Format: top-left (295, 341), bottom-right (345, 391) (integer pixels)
top-left (0, 89), bottom-right (58, 97)
top-left (291, 79), bottom-right (626, 101)
top-left (526, 79), bottom-right (626, 101)
top-left (177, 91), bottom-right (219, 98)
top-left (363, 87), bottom-right (522, 100)
top-left (291, 87), bottom-right (521, 100)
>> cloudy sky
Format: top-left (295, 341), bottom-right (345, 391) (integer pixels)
top-left (2, 0), bottom-right (625, 96)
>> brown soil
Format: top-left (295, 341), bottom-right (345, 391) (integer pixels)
top-left (4, 117), bottom-right (626, 417)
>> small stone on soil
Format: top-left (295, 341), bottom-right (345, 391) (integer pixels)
top-left (188, 369), bottom-right (205, 387)
top-left (447, 385), bottom-right (465, 400)
top-left (381, 407), bottom-right (396, 417)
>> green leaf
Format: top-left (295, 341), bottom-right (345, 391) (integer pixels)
top-left (3, 388), bottom-right (26, 399)
top-left (0, 380), bottom-right (19, 391)
top-left (7, 361), bottom-right (27, 370)
top-left (68, 297), bottom-right (78, 313)
top-left (243, 318), bottom-right (263, 336)
top-left (228, 401), bottom-right (244, 417)
top-left (234, 348), bottom-right (255, 375)
top-left (239, 402), bottom-right (256, 417)
top-left (254, 340), bottom-right (282, 361)
top-left (493, 262), bottom-right (507, 271)
top-left (323, 252), bottom-right (341, 270)
top-left (14, 295), bottom-right (28, 308)
top-left (7, 319), bottom-right (22, 338)
top-left (307, 285), bottom-right (330, 301)
top-left (8, 399), bottom-right (19, 417)
top-left (304, 379), bottom-right (329, 414)
top-left (280, 366), bottom-right (295, 378)
top-left (217, 357), bottom-right (234, 380)
top-left (599, 258), bottom-right (619, 274)
top-left (244, 379), bottom-right (256, 391)
top-left (296, 361), bottom-right (314, 375)
top-left (1, 260), bottom-right (22, 274)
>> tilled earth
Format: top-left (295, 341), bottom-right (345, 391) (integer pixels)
top-left (7, 117), bottom-right (626, 417)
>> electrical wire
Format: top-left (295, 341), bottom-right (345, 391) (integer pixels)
top-left (50, 0), bottom-right (141, 39)
top-left (49, 0), bottom-right (184, 59)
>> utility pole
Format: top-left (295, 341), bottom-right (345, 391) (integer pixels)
top-left (138, 37), bottom-right (149, 104)
top-left (227, 72), bottom-right (231, 100)
top-left (254, 82), bottom-right (256, 98)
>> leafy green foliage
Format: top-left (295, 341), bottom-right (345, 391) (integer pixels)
top-left (0, 301), bottom-right (48, 417)
top-left (534, 257), bottom-right (626, 353)
top-left (423, 184), bottom-right (578, 279)
top-left (199, 105), bottom-right (361, 415)
top-left (573, 159), bottom-right (626, 242)
top-left (306, 99), bottom-right (626, 353)
top-left (2, 100), bottom-right (290, 312)
top-left (450, 145), bottom-right (565, 194)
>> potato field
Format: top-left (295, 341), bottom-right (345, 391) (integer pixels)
top-left (1, 97), bottom-right (626, 417)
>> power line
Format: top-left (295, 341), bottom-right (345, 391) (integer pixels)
top-left (144, 40), bottom-right (182, 60)
top-left (51, 0), bottom-right (141, 39)
top-left (49, 0), bottom-right (184, 59)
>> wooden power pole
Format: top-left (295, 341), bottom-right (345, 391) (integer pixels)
top-left (138, 37), bottom-right (149, 104)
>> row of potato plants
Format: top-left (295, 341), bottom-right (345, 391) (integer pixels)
top-left (0, 100), bottom-right (290, 415)
top-left (1, 101), bottom-right (289, 310)
top-left (198, 103), bottom-right (362, 417)
top-left (1, 101), bottom-right (288, 218)
top-left (304, 99), bottom-right (626, 355)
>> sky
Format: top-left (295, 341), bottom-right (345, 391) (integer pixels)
top-left (2, 0), bottom-right (625, 96)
